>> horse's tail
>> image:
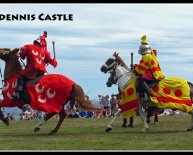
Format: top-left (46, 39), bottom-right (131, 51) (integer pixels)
top-left (74, 84), bottom-right (102, 112)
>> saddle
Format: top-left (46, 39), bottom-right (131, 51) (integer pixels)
top-left (26, 75), bottom-right (43, 85)
top-left (145, 79), bottom-right (160, 88)
top-left (136, 78), bottom-right (160, 94)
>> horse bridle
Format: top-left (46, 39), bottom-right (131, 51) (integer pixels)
top-left (107, 71), bottom-right (115, 85)
top-left (106, 65), bottom-right (118, 87)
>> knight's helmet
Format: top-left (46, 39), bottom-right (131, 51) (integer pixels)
top-left (138, 35), bottom-right (152, 55)
top-left (33, 38), bottom-right (41, 46)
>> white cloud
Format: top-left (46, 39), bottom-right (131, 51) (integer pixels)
top-left (1, 3), bottom-right (193, 99)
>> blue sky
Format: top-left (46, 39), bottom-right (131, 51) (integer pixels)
top-left (1, 3), bottom-right (193, 101)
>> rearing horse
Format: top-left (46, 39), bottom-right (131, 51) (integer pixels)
top-left (0, 48), bottom-right (100, 135)
top-left (101, 52), bottom-right (193, 133)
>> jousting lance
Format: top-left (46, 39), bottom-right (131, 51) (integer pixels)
top-left (52, 41), bottom-right (56, 59)
top-left (0, 67), bottom-right (3, 90)
top-left (131, 52), bottom-right (133, 69)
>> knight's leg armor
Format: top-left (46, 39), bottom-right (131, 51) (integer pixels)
top-left (11, 75), bottom-right (27, 100)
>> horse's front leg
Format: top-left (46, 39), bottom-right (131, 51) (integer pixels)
top-left (34, 112), bottom-right (56, 133)
top-left (48, 109), bottom-right (66, 135)
top-left (128, 116), bottom-right (134, 127)
top-left (154, 109), bottom-right (159, 125)
top-left (0, 106), bottom-right (9, 126)
top-left (105, 109), bottom-right (121, 132)
top-left (137, 94), bottom-right (149, 133)
top-left (138, 104), bottom-right (149, 133)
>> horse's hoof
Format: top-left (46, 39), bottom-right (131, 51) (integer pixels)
top-left (140, 128), bottom-right (148, 133)
top-left (154, 122), bottom-right (158, 125)
top-left (140, 130), bottom-right (146, 133)
top-left (34, 127), bottom-right (40, 132)
top-left (48, 131), bottom-right (57, 135)
top-left (2, 117), bottom-right (9, 126)
top-left (128, 124), bottom-right (133, 128)
top-left (186, 128), bottom-right (193, 132)
top-left (122, 123), bottom-right (127, 128)
top-left (146, 121), bottom-right (150, 124)
top-left (105, 127), bottom-right (112, 132)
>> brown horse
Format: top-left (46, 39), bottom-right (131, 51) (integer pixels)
top-left (0, 48), bottom-right (101, 135)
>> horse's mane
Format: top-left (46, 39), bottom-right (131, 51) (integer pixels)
top-left (116, 55), bottom-right (129, 70)
top-left (13, 54), bottom-right (23, 71)
top-left (112, 52), bottom-right (129, 70)
top-left (1, 49), bottom-right (23, 80)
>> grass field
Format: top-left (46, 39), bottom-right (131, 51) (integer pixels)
top-left (0, 115), bottom-right (193, 151)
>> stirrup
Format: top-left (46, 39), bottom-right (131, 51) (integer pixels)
top-left (11, 92), bottom-right (20, 100)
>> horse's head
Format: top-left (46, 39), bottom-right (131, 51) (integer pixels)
top-left (101, 52), bottom-right (133, 90)
top-left (100, 51), bottom-right (119, 74)
top-left (0, 48), bottom-right (23, 80)
top-left (106, 70), bottom-right (117, 87)
top-left (0, 48), bottom-right (20, 61)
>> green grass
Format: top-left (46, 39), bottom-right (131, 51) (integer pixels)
top-left (0, 115), bottom-right (193, 151)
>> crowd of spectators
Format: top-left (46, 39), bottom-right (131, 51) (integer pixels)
top-left (97, 94), bottom-right (120, 118)
top-left (62, 94), bottom-right (121, 119)
top-left (4, 105), bottom-right (44, 121)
